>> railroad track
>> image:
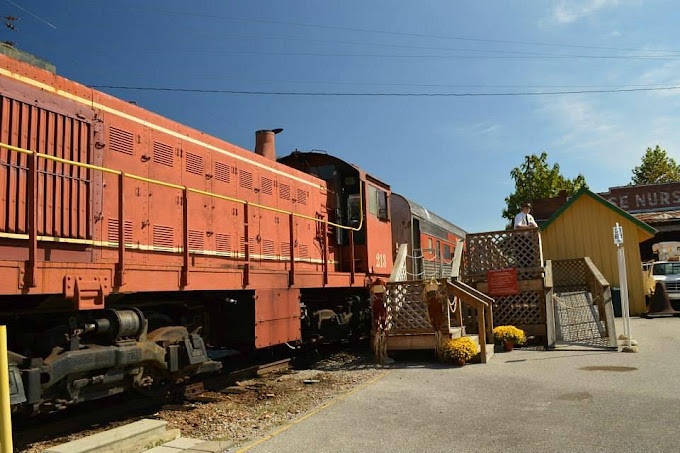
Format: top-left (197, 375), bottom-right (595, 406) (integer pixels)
top-left (14, 358), bottom-right (291, 451)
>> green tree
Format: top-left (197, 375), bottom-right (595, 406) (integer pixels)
top-left (503, 152), bottom-right (587, 224)
top-left (631, 146), bottom-right (680, 185)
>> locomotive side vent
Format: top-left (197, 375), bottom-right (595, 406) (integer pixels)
top-left (261, 177), bottom-right (273, 196)
top-left (263, 239), bottom-right (275, 257)
top-left (0, 95), bottom-right (91, 239)
top-left (107, 218), bottom-right (134, 245)
top-left (185, 152), bottom-right (203, 175)
top-left (297, 189), bottom-right (307, 205)
top-left (215, 161), bottom-right (230, 183)
top-left (109, 127), bottom-right (134, 155)
top-left (216, 233), bottom-right (231, 255)
top-left (281, 241), bottom-right (291, 257)
top-left (239, 170), bottom-right (253, 190)
top-left (153, 141), bottom-right (174, 167)
top-left (299, 244), bottom-right (309, 258)
top-left (279, 183), bottom-right (291, 200)
top-left (240, 236), bottom-right (257, 255)
top-left (153, 224), bottom-right (175, 249)
top-left (188, 229), bottom-right (205, 250)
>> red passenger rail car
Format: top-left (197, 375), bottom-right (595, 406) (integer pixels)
top-left (0, 52), bottom-right (392, 413)
top-left (391, 194), bottom-right (466, 280)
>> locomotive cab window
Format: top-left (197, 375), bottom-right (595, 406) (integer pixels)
top-left (348, 194), bottom-right (362, 226)
top-left (368, 185), bottom-right (389, 220)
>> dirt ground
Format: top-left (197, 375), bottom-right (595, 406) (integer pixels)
top-left (159, 351), bottom-right (383, 445)
top-left (18, 349), bottom-right (384, 452)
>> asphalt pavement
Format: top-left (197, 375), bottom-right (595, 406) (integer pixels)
top-left (233, 317), bottom-right (680, 453)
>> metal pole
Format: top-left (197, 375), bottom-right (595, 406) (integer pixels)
top-left (617, 244), bottom-right (632, 348)
top-left (0, 326), bottom-right (13, 453)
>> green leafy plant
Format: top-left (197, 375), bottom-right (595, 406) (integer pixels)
top-left (631, 145), bottom-right (680, 185)
top-left (503, 152), bottom-right (587, 226)
top-left (441, 337), bottom-right (478, 364)
top-left (493, 325), bottom-right (526, 345)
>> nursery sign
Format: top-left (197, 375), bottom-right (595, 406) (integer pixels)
top-left (487, 268), bottom-right (519, 296)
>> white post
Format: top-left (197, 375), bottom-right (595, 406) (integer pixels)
top-left (614, 223), bottom-right (633, 350)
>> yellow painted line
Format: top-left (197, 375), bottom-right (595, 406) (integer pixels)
top-left (0, 232), bottom-right (338, 264)
top-left (235, 370), bottom-right (391, 453)
top-left (0, 67), bottom-right (324, 190)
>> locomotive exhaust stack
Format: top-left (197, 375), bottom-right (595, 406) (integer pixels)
top-left (254, 128), bottom-right (283, 160)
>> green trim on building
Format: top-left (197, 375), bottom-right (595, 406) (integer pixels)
top-left (540, 187), bottom-right (657, 235)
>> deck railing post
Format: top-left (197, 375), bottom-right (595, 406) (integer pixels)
top-left (181, 187), bottom-right (189, 287)
top-left (26, 151), bottom-right (38, 288)
top-left (116, 172), bottom-right (125, 288)
top-left (478, 306), bottom-right (487, 363)
top-left (243, 202), bottom-right (250, 286)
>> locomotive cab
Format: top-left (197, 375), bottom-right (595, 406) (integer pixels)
top-left (278, 151), bottom-right (393, 277)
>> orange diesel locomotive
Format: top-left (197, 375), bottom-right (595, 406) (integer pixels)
top-left (0, 52), bottom-right (396, 413)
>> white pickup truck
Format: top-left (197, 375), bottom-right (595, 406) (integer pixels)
top-left (649, 261), bottom-right (680, 300)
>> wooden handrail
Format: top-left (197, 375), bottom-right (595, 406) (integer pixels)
top-left (446, 280), bottom-right (493, 363)
top-left (584, 257), bottom-right (609, 288)
top-left (544, 260), bottom-right (553, 290)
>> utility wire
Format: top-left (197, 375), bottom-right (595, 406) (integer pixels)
top-left (133, 7), bottom-right (680, 54)
top-left (4, 0), bottom-right (56, 28)
top-left (122, 48), bottom-right (680, 61)
top-left (127, 30), bottom-right (680, 58)
top-left (89, 85), bottom-right (680, 97)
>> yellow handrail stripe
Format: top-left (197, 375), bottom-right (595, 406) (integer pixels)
top-left (0, 142), bottom-right (364, 232)
top-left (125, 172), bottom-right (185, 190)
top-left (41, 153), bottom-right (122, 175)
top-left (186, 187), bottom-right (245, 205)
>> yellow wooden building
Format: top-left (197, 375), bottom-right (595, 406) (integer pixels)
top-left (540, 188), bottom-right (656, 315)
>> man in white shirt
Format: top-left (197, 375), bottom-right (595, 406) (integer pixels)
top-left (514, 202), bottom-right (538, 229)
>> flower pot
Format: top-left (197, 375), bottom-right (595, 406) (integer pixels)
top-left (503, 340), bottom-right (514, 352)
top-left (453, 357), bottom-right (466, 367)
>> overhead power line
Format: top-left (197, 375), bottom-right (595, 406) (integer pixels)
top-left (128, 30), bottom-right (680, 59)
top-left (89, 84), bottom-right (680, 97)
top-left (139, 7), bottom-right (680, 54)
top-left (132, 49), bottom-right (680, 61)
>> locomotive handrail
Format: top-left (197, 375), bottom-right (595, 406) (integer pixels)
top-left (0, 142), bottom-right (364, 232)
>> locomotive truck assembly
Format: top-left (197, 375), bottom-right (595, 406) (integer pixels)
top-left (0, 52), bottom-right (465, 415)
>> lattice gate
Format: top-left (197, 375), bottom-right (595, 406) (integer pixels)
top-left (550, 258), bottom-right (617, 348)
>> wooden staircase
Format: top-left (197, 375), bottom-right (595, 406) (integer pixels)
top-left (381, 278), bottom-right (494, 363)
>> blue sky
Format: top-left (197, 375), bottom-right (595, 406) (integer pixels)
top-left (3, 0), bottom-right (679, 232)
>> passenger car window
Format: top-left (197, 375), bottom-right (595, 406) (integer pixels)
top-left (444, 244), bottom-right (451, 260)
